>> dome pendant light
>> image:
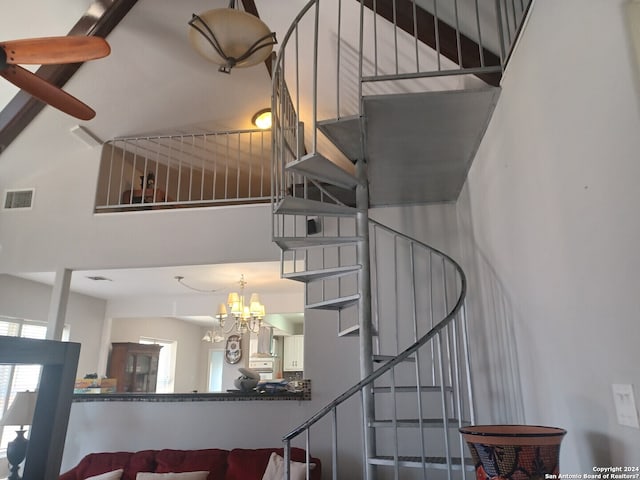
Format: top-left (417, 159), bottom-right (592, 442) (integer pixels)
top-left (188, 0), bottom-right (277, 74)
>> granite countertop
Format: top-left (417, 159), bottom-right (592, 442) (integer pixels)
top-left (72, 381), bottom-right (311, 402)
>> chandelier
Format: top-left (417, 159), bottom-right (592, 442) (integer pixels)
top-left (188, 0), bottom-right (277, 74)
top-left (202, 274), bottom-right (266, 341)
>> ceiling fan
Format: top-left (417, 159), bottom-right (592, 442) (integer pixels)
top-left (0, 36), bottom-right (110, 120)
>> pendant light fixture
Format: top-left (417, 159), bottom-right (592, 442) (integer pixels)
top-left (188, 1), bottom-right (277, 74)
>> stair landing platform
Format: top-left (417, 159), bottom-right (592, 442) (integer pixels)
top-left (364, 87), bottom-right (500, 206)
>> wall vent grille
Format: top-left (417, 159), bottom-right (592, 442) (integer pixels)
top-left (4, 189), bottom-right (34, 210)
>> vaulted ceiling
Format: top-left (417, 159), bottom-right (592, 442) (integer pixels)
top-left (0, 0), bottom-right (305, 154)
top-left (0, 0), bottom-right (500, 303)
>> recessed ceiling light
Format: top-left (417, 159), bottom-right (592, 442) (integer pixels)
top-left (252, 108), bottom-right (272, 129)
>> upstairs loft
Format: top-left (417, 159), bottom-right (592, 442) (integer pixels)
top-left (94, 128), bottom-right (272, 213)
top-left (93, 0), bottom-right (531, 214)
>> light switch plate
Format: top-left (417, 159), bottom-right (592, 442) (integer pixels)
top-left (612, 384), bottom-right (640, 428)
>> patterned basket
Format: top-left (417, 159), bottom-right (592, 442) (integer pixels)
top-left (460, 425), bottom-right (566, 480)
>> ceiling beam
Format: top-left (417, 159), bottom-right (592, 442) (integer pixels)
top-left (0, 0), bottom-right (140, 156)
top-left (361, 0), bottom-right (502, 86)
top-left (240, 0), bottom-right (275, 77)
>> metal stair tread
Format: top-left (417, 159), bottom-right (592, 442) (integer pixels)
top-left (285, 152), bottom-right (361, 190)
top-left (275, 196), bottom-right (358, 217)
top-left (369, 418), bottom-right (469, 428)
top-left (373, 385), bottom-right (453, 393)
top-left (337, 324), bottom-right (377, 337)
top-left (373, 354), bottom-right (415, 363)
top-left (307, 294), bottom-right (360, 311)
top-left (317, 116), bottom-right (362, 161)
top-left (274, 236), bottom-right (362, 250)
top-left (368, 455), bottom-right (475, 470)
top-left (283, 265), bottom-right (362, 283)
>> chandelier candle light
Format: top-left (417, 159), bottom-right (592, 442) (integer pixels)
top-left (203, 275), bottom-right (266, 341)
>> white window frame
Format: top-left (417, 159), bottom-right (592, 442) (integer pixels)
top-left (139, 336), bottom-right (176, 394)
top-left (207, 348), bottom-right (225, 393)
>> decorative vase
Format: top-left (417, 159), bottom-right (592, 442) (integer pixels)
top-left (459, 424), bottom-right (566, 480)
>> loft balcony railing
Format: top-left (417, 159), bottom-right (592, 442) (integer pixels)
top-left (94, 129), bottom-right (272, 213)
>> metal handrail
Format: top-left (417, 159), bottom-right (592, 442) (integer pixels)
top-left (283, 217), bottom-right (468, 436)
top-left (271, 1), bottom-right (534, 477)
top-left (270, 0), bottom-right (533, 221)
top-left (95, 129), bottom-right (271, 212)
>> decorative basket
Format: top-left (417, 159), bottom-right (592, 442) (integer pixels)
top-left (459, 424), bottom-right (566, 480)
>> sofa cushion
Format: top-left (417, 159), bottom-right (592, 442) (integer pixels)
top-left (86, 470), bottom-right (124, 480)
top-left (136, 472), bottom-right (209, 480)
top-left (226, 448), bottom-right (317, 480)
top-left (154, 449), bottom-right (228, 480)
top-left (69, 451), bottom-right (157, 480)
top-left (261, 453), bottom-right (315, 480)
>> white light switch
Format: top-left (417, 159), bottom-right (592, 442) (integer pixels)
top-left (612, 384), bottom-right (640, 428)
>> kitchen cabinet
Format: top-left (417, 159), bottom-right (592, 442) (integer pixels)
top-left (107, 342), bottom-right (162, 393)
top-left (283, 335), bottom-right (304, 371)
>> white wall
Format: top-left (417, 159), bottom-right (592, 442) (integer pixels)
top-left (60, 399), bottom-right (313, 474)
top-left (0, 274), bottom-right (106, 377)
top-left (459, 0), bottom-right (640, 469)
top-left (0, 109), bottom-right (279, 274)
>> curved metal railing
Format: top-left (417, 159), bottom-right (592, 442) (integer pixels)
top-left (282, 218), bottom-right (473, 479)
top-left (271, 0), bottom-right (532, 230)
top-left (270, 1), bottom-right (533, 478)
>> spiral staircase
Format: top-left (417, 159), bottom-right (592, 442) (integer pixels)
top-left (270, 1), bottom-right (532, 478)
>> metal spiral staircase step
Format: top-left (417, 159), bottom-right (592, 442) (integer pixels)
top-left (290, 182), bottom-right (356, 207)
top-left (372, 385), bottom-right (453, 393)
top-left (368, 456), bottom-right (475, 471)
top-left (372, 354), bottom-right (415, 363)
top-left (283, 265), bottom-right (362, 283)
top-left (369, 418), bottom-right (470, 428)
top-left (285, 152), bottom-right (361, 190)
top-left (338, 324), bottom-right (360, 337)
top-left (307, 294), bottom-right (360, 311)
top-left (317, 115), bottom-right (362, 161)
top-left (275, 197), bottom-right (358, 217)
top-left (274, 236), bottom-right (362, 250)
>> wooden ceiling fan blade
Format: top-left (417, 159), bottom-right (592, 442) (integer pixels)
top-left (1, 36), bottom-right (110, 65)
top-left (0, 65), bottom-right (95, 120)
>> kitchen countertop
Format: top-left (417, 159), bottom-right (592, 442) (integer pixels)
top-left (72, 380), bottom-right (311, 402)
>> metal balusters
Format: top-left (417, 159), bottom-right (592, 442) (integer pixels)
top-left (95, 130), bottom-right (271, 212)
top-left (454, 0), bottom-right (462, 67)
top-left (475, 0), bottom-right (485, 67)
top-left (460, 303), bottom-right (475, 425)
top-left (437, 330), bottom-right (452, 480)
top-left (332, 407), bottom-right (338, 480)
top-left (412, 0), bottom-right (419, 72)
top-left (265, 0), bottom-right (542, 475)
top-left (434, 0), bottom-right (442, 71)
top-left (337, 0), bottom-right (342, 118)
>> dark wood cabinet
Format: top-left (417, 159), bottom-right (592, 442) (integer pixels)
top-left (107, 342), bottom-right (162, 393)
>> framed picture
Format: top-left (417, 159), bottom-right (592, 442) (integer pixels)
top-left (224, 334), bottom-right (242, 364)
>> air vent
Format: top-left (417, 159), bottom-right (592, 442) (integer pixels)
top-left (4, 189), bottom-right (34, 210)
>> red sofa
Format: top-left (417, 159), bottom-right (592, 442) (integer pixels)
top-left (59, 447), bottom-right (321, 480)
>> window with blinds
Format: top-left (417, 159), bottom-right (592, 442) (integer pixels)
top-left (0, 317), bottom-right (69, 452)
